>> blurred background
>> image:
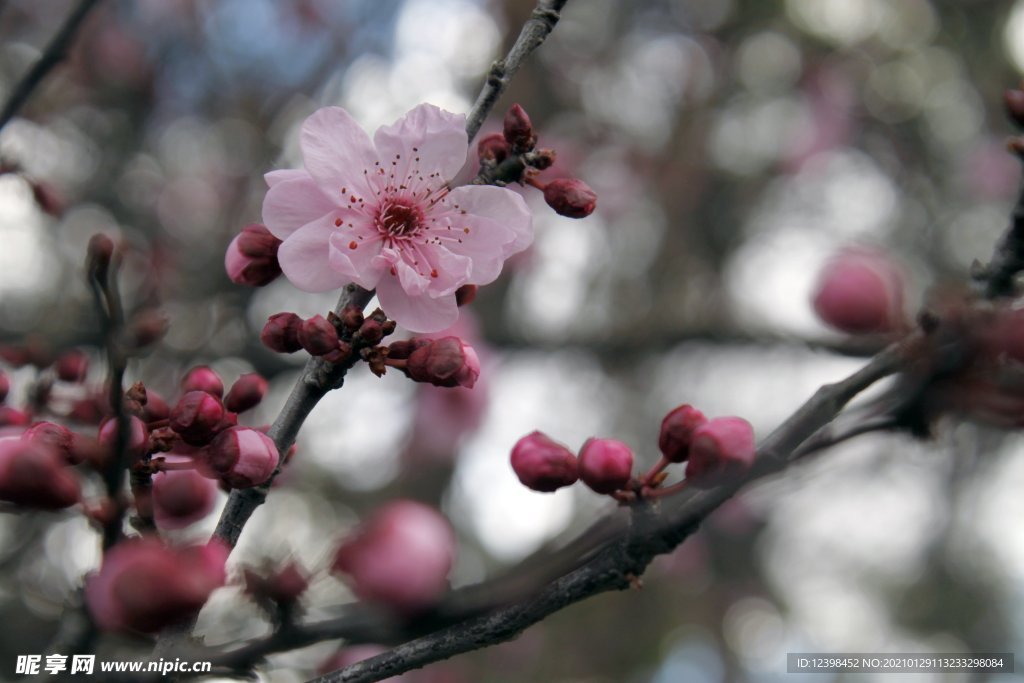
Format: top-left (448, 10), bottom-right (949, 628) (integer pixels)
top-left (1, 0), bottom-right (1024, 681)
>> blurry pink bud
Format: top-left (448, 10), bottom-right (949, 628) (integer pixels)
top-left (658, 404), bottom-right (708, 463)
top-left (543, 178), bottom-right (597, 219)
top-left (0, 371), bottom-right (8, 402)
top-left (477, 132), bottom-right (510, 163)
top-left (243, 562), bottom-right (309, 605)
top-left (181, 366), bottom-right (224, 398)
top-left (261, 312), bottom-right (303, 353)
top-left (30, 180), bottom-right (65, 217)
top-left (85, 538), bottom-right (228, 633)
top-left (333, 501), bottom-right (455, 612)
top-left (54, 349), bottom-right (89, 382)
top-left (69, 433), bottom-right (107, 468)
top-left (407, 337), bottom-right (480, 389)
top-left (98, 415), bottom-right (150, 460)
top-left (510, 431), bottom-right (579, 492)
top-left (225, 224), bottom-right (282, 287)
top-left (224, 373), bottom-right (268, 413)
top-left (503, 103), bottom-right (535, 150)
top-left (23, 421), bottom-right (74, 462)
top-left (86, 233), bottom-right (115, 281)
top-left (152, 468), bottom-right (217, 530)
top-left (685, 417), bottom-right (756, 486)
top-left (170, 391), bottom-right (225, 446)
top-left (578, 438), bottom-right (634, 494)
top-left (298, 315), bottom-right (340, 356)
top-left (127, 309), bottom-right (168, 348)
top-left (0, 439), bottom-right (81, 509)
top-left (206, 426), bottom-right (278, 488)
top-left (812, 249), bottom-right (905, 334)
top-left (0, 405), bottom-right (29, 427)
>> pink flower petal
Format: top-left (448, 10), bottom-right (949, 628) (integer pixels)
top-left (327, 227), bottom-right (385, 290)
top-left (448, 184), bottom-right (533, 256)
top-left (265, 169), bottom-right (308, 187)
top-left (278, 214), bottom-right (352, 292)
top-left (301, 107), bottom-right (377, 199)
top-left (262, 174), bottom-right (338, 240)
top-left (374, 104), bottom-right (468, 187)
top-left (376, 274), bottom-right (458, 333)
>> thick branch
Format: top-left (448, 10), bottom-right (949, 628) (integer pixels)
top-left (0, 0), bottom-right (104, 132)
top-left (464, 0), bottom-right (569, 142)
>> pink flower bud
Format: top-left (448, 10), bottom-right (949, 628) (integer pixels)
top-left (503, 103), bottom-right (535, 150)
top-left (0, 438), bottom-right (81, 509)
top-left (152, 467), bottom-right (217, 530)
top-left (578, 438), bottom-right (634, 494)
top-left (298, 315), bottom-right (340, 356)
top-left (812, 249), bottom-right (905, 334)
top-left (87, 233), bottom-right (115, 280)
top-left (54, 349), bottom-right (89, 382)
top-left (243, 561), bottom-right (309, 605)
top-left (407, 337), bottom-right (480, 389)
top-left (97, 415), bottom-right (149, 460)
top-left (0, 371), bottom-right (8, 402)
top-left (355, 319), bottom-right (384, 345)
top-left (85, 538), bottom-right (228, 633)
top-left (0, 405), bottom-right (30, 427)
top-left (225, 224), bottom-right (282, 287)
top-left (332, 501), bottom-right (455, 612)
top-left (477, 132), bottom-right (510, 162)
top-left (387, 338), bottom-right (430, 360)
top-left (181, 365), bottom-right (224, 397)
top-left (261, 312), bottom-right (303, 353)
top-left (206, 426), bottom-right (278, 488)
top-left (543, 178), bottom-right (597, 219)
top-left (510, 431), bottom-right (579, 492)
top-left (685, 417), bottom-right (756, 486)
top-left (658, 404), bottom-right (708, 463)
top-left (224, 373), bottom-right (268, 413)
top-left (23, 421), bottom-right (74, 462)
top-left (169, 391), bottom-right (225, 446)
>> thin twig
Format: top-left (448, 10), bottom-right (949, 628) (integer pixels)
top-left (0, 0), bottom-right (104, 133)
top-left (464, 0), bottom-right (569, 142)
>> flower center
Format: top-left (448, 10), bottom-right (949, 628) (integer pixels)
top-left (376, 199), bottom-right (423, 239)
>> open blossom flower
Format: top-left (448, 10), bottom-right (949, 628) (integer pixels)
top-left (262, 103), bottom-right (532, 333)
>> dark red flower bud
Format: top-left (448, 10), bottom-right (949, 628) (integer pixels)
top-left (386, 338), bottom-right (430, 360)
top-left (578, 438), bottom-right (634, 494)
top-left (23, 421), bottom-right (74, 462)
top-left (205, 426), bottom-right (278, 488)
top-left (658, 404), bottom-right (708, 463)
top-left (455, 284), bottom-right (478, 307)
top-left (224, 373), bottom-right (268, 413)
top-left (340, 305), bottom-right (364, 331)
top-left (407, 337), bottom-right (480, 389)
top-left (0, 439), bottom-right (81, 509)
top-left (0, 405), bottom-right (30, 427)
top-left (169, 391), bottom-right (225, 446)
top-left (503, 103), bottom-right (535, 150)
top-left (477, 132), bottom-right (510, 163)
top-left (261, 313), bottom-right (303, 353)
top-left (68, 397), bottom-right (104, 425)
top-left (152, 468), bottom-right (217, 530)
top-left (225, 225), bottom-right (282, 287)
top-left (298, 315), bottom-right (340, 356)
top-left (181, 366), bottom-right (224, 398)
top-left (244, 562), bottom-right (309, 605)
top-left (87, 233), bottom-right (115, 281)
top-left (53, 349), bottom-right (89, 382)
top-left (69, 433), bottom-right (107, 467)
top-left (355, 319), bottom-right (384, 346)
top-left (98, 415), bottom-right (150, 460)
top-left (510, 431), bottom-right (579, 492)
top-left (530, 148), bottom-right (556, 170)
top-left (685, 417), bottom-right (756, 487)
top-left (0, 371), bottom-right (9, 402)
top-left (543, 178), bottom-right (597, 219)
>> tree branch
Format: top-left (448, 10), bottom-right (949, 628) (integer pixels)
top-left (0, 0), bottom-right (104, 133)
top-left (464, 0), bottom-right (570, 143)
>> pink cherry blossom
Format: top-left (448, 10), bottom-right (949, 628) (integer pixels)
top-left (262, 103), bottom-right (533, 333)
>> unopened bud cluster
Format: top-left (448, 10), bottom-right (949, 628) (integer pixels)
top-left (225, 224), bottom-right (283, 287)
top-left (477, 103), bottom-right (597, 219)
top-left (510, 404), bottom-right (756, 499)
